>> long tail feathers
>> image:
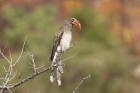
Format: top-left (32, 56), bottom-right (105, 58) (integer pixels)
top-left (50, 62), bottom-right (63, 86)
top-left (50, 71), bottom-right (55, 83)
top-left (50, 68), bottom-right (62, 86)
top-left (50, 46), bottom-right (63, 85)
top-left (56, 68), bottom-right (61, 86)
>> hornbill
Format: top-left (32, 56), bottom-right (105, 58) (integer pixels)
top-left (50, 18), bottom-right (81, 86)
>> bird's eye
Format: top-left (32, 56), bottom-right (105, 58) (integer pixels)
top-left (71, 19), bottom-right (74, 22)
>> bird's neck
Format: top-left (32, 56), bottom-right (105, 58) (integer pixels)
top-left (63, 24), bottom-right (73, 31)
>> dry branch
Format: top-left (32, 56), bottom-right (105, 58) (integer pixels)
top-left (0, 37), bottom-right (27, 93)
top-left (0, 36), bottom-right (88, 93)
top-left (62, 42), bottom-right (88, 62)
top-left (73, 74), bottom-right (91, 93)
top-left (6, 67), bottom-right (51, 89)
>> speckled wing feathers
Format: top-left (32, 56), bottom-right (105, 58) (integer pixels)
top-left (50, 27), bottom-right (64, 62)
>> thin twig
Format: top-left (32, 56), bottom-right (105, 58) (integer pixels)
top-left (9, 73), bottom-right (16, 82)
top-left (6, 67), bottom-right (51, 89)
top-left (3, 66), bottom-right (7, 73)
top-left (7, 88), bottom-right (12, 93)
top-left (31, 54), bottom-right (38, 73)
top-left (0, 53), bottom-right (11, 63)
top-left (62, 42), bottom-right (88, 62)
top-left (2, 44), bottom-right (7, 53)
top-left (0, 36), bottom-right (87, 92)
top-left (13, 36), bottom-right (27, 66)
top-left (4, 64), bottom-right (12, 86)
top-left (26, 51), bottom-right (38, 73)
top-left (72, 74), bottom-right (91, 93)
top-left (9, 50), bottom-right (12, 63)
top-left (36, 65), bottom-right (45, 70)
top-left (67, 37), bottom-right (80, 50)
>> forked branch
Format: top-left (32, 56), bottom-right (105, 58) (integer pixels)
top-left (0, 36), bottom-right (88, 93)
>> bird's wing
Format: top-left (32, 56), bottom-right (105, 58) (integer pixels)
top-left (50, 27), bottom-right (64, 62)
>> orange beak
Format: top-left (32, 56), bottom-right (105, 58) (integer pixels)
top-left (72, 20), bottom-right (81, 31)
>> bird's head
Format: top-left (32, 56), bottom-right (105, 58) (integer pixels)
top-left (64, 18), bottom-right (81, 31)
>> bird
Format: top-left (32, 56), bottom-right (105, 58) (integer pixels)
top-left (49, 18), bottom-right (81, 86)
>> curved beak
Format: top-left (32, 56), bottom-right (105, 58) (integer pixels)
top-left (72, 19), bottom-right (81, 31)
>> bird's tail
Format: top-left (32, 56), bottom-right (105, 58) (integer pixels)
top-left (56, 61), bottom-right (63, 86)
top-left (50, 61), bottom-right (63, 86)
top-left (56, 68), bottom-right (61, 86)
top-left (50, 72), bottom-right (55, 83)
top-left (50, 46), bottom-right (63, 85)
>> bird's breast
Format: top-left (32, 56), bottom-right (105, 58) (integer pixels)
top-left (60, 32), bottom-right (72, 51)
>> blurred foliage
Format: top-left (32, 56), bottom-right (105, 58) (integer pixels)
top-left (0, 5), bottom-right (138, 93)
top-left (2, 6), bottom-right (56, 50)
top-left (73, 9), bottom-right (111, 47)
top-left (73, 9), bottom-right (108, 40)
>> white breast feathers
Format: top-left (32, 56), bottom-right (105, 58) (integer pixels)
top-left (60, 32), bottom-right (72, 51)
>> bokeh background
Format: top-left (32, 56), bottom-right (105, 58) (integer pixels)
top-left (0, 0), bottom-right (140, 93)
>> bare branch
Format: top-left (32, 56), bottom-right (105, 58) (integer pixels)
top-left (0, 36), bottom-right (88, 93)
top-left (0, 36), bottom-right (52, 93)
top-left (9, 73), bottom-right (16, 82)
top-left (72, 74), bottom-right (91, 93)
top-left (0, 44), bottom-right (10, 63)
top-left (0, 53), bottom-right (11, 63)
top-left (36, 64), bottom-right (45, 70)
top-left (6, 67), bottom-right (51, 89)
top-left (3, 66), bottom-right (7, 73)
top-left (0, 67), bottom-right (51, 91)
top-left (26, 51), bottom-right (38, 73)
top-left (62, 42), bottom-right (88, 62)
top-left (3, 61), bottom-right (13, 86)
top-left (13, 36), bottom-right (27, 66)
top-left (1, 50), bottom-right (14, 93)
top-left (30, 54), bottom-right (38, 73)
top-left (68, 37), bottom-right (80, 50)
top-left (9, 50), bottom-right (12, 63)
top-left (18, 73), bottom-right (23, 82)
top-left (2, 44), bottom-right (7, 53)
top-left (7, 88), bottom-right (12, 93)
